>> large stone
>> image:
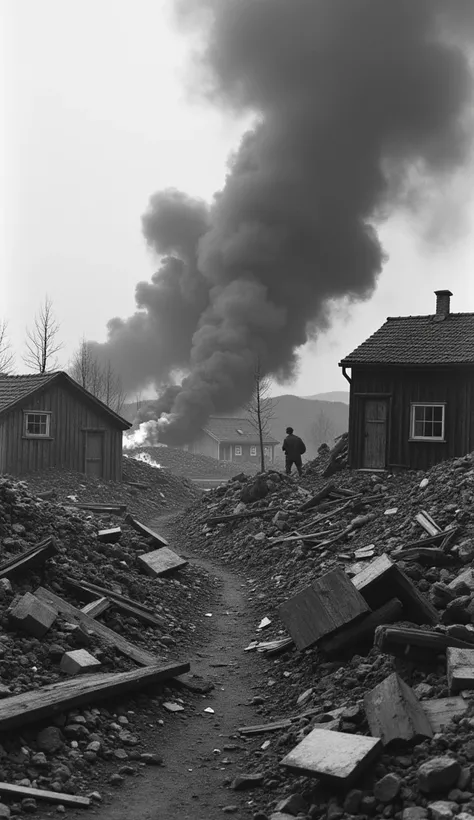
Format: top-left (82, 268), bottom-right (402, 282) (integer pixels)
top-left (9, 593), bottom-right (56, 638)
top-left (36, 726), bottom-right (64, 754)
top-left (0, 804), bottom-right (10, 819)
top-left (402, 810), bottom-right (428, 820)
top-left (275, 794), bottom-right (306, 815)
top-left (418, 758), bottom-right (461, 794)
top-left (374, 772), bottom-right (402, 803)
top-left (60, 649), bottom-right (101, 676)
top-left (428, 801), bottom-right (458, 820)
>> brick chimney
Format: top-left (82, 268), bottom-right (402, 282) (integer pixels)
top-left (434, 289), bottom-right (453, 316)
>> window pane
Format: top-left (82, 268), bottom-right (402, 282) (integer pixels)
top-left (433, 406), bottom-right (443, 422)
top-left (414, 420), bottom-right (424, 437)
top-left (433, 421), bottom-right (443, 437)
top-left (26, 414), bottom-right (48, 435)
top-left (424, 406), bottom-right (433, 422)
top-left (414, 407), bottom-right (424, 423)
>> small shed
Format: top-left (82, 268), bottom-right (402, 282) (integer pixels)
top-left (339, 290), bottom-right (474, 471)
top-left (0, 371), bottom-right (131, 480)
top-left (185, 417), bottom-right (279, 464)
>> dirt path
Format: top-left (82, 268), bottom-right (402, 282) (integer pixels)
top-left (94, 522), bottom-right (264, 820)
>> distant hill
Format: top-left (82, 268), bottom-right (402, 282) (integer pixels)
top-left (304, 390), bottom-right (349, 403)
top-left (269, 395), bottom-right (348, 459)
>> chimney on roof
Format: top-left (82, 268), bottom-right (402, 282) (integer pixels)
top-left (434, 289), bottom-right (453, 316)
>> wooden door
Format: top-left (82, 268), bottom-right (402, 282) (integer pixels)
top-left (84, 431), bottom-right (104, 477)
top-left (220, 444), bottom-right (231, 461)
top-left (363, 400), bottom-right (387, 469)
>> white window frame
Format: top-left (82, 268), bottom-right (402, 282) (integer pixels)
top-left (234, 445), bottom-right (242, 456)
top-left (410, 403), bottom-right (445, 442)
top-left (250, 446), bottom-right (257, 456)
top-left (23, 411), bottom-right (52, 438)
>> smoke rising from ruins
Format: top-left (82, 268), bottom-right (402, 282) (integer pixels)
top-left (103, 0), bottom-right (474, 443)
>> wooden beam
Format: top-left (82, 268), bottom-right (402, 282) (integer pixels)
top-left (389, 547), bottom-right (454, 567)
top-left (238, 720), bottom-right (292, 735)
top-left (81, 598), bottom-right (110, 618)
top-left (352, 554), bottom-right (439, 625)
top-left (0, 782), bottom-right (90, 808)
top-left (364, 673), bottom-right (433, 746)
top-left (125, 517), bottom-right (169, 546)
top-left (34, 588), bottom-right (158, 666)
top-left (203, 508), bottom-right (281, 527)
top-left (299, 484), bottom-right (336, 512)
top-left (0, 538), bottom-right (57, 579)
top-left (0, 663), bottom-right (189, 731)
top-left (65, 578), bottom-right (165, 628)
top-left (415, 512), bottom-right (442, 537)
top-left (98, 528), bottom-right (122, 544)
top-left (374, 626), bottom-right (474, 657)
top-left (320, 598), bottom-right (403, 656)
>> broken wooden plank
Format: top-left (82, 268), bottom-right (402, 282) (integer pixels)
top-left (0, 538), bottom-right (57, 579)
top-left (0, 782), bottom-right (90, 808)
top-left (34, 587), bottom-right (158, 666)
top-left (138, 547), bottom-right (188, 577)
top-left (126, 481), bottom-right (149, 490)
top-left (239, 719), bottom-right (292, 736)
top-left (374, 626), bottom-right (474, 657)
top-left (72, 503), bottom-right (126, 515)
top-left (125, 516), bottom-right (169, 546)
top-left (280, 728), bottom-right (381, 785)
top-left (422, 697), bottom-right (468, 731)
top-left (65, 578), bottom-right (165, 628)
top-left (81, 597), bottom-right (110, 618)
top-left (415, 511), bottom-right (442, 537)
top-left (35, 489), bottom-right (57, 501)
top-left (299, 483), bottom-right (335, 512)
top-left (0, 662), bottom-right (189, 730)
top-left (352, 554), bottom-right (439, 625)
top-left (401, 530), bottom-right (458, 551)
top-left (203, 508), bottom-right (281, 527)
top-left (320, 598), bottom-right (403, 657)
top-left (390, 547), bottom-right (454, 567)
top-left (98, 527), bottom-right (122, 544)
top-left (364, 672), bottom-right (433, 747)
top-left (447, 647), bottom-right (474, 693)
top-left (279, 568), bottom-right (370, 651)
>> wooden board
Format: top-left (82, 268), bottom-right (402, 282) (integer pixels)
top-left (138, 547), bottom-right (188, 577)
top-left (352, 554), bottom-right (439, 625)
top-left (0, 663), bottom-right (189, 730)
top-left (447, 647), bottom-right (474, 693)
top-left (280, 728), bottom-right (381, 785)
top-left (422, 697), bottom-right (468, 731)
top-left (0, 538), bottom-right (57, 579)
top-left (374, 626), bottom-right (474, 656)
top-left (98, 528), bottom-right (122, 543)
top-left (239, 720), bottom-right (292, 735)
top-left (81, 597), bottom-right (110, 618)
top-left (278, 568), bottom-right (370, 651)
top-left (65, 578), bottom-right (165, 628)
top-left (126, 517), bottom-right (169, 546)
top-left (0, 782), bottom-right (90, 808)
top-left (364, 673), bottom-right (433, 746)
top-left (320, 598), bottom-right (403, 656)
top-left (34, 587), bottom-right (158, 666)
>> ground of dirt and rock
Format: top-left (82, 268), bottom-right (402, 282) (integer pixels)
top-left (2, 445), bottom-right (474, 819)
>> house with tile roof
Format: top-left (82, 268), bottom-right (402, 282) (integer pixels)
top-left (184, 416), bottom-right (279, 464)
top-left (0, 371), bottom-right (131, 480)
top-left (339, 290), bottom-right (474, 471)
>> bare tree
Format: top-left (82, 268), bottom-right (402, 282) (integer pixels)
top-left (0, 319), bottom-right (14, 374)
top-left (23, 296), bottom-right (63, 373)
top-left (310, 408), bottom-right (336, 449)
top-left (245, 359), bottom-right (275, 472)
top-left (69, 339), bottom-right (127, 413)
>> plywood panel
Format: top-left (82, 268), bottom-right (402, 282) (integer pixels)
top-left (280, 728), bottom-right (381, 785)
top-left (138, 548), bottom-right (188, 577)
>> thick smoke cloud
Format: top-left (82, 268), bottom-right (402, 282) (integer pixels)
top-left (110, 0), bottom-right (474, 443)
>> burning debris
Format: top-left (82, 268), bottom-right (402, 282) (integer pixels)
top-left (93, 0), bottom-right (474, 446)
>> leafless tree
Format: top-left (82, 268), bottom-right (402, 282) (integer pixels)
top-left (69, 339), bottom-right (126, 413)
top-left (135, 392), bottom-right (143, 412)
top-left (245, 359), bottom-right (275, 472)
top-left (0, 319), bottom-right (14, 374)
top-left (23, 296), bottom-right (63, 373)
top-left (310, 408), bottom-right (336, 449)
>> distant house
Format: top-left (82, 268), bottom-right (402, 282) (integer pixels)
top-left (185, 417), bottom-right (279, 464)
top-left (0, 371), bottom-right (131, 480)
top-left (339, 290), bottom-right (474, 471)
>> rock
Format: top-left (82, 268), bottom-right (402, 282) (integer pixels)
top-left (231, 773), bottom-right (265, 790)
top-left (36, 726), bottom-right (64, 754)
top-left (140, 753), bottom-right (164, 765)
top-left (0, 804), bottom-right (10, 819)
top-left (275, 794), bottom-right (306, 815)
top-left (374, 772), bottom-right (402, 803)
top-left (343, 789), bottom-right (362, 814)
top-left (402, 810), bottom-right (428, 820)
top-left (222, 807), bottom-right (239, 814)
top-left (428, 801), bottom-right (458, 820)
top-left (457, 814), bottom-right (474, 820)
top-left (21, 799), bottom-right (37, 814)
top-left (418, 758), bottom-right (462, 794)
top-left (109, 774), bottom-right (124, 786)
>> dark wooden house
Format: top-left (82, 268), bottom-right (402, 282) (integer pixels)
top-left (184, 417), bottom-right (279, 464)
top-left (0, 371), bottom-right (131, 480)
top-left (339, 290), bottom-right (474, 471)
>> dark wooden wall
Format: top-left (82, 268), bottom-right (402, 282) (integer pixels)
top-left (348, 365), bottom-right (474, 471)
top-left (0, 381), bottom-right (124, 480)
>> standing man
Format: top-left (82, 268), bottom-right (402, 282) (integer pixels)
top-left (282, 426), bottom-right (306, 476)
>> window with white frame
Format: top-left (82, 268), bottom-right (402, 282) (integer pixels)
top-left (234, 445), bottom-right (242, 456)
top-left (250, 445), bottom-right (257, 456)
top-left (24, 411), bottom-right (51, 437)
top-left (410, 403), bottom-right (445, 441)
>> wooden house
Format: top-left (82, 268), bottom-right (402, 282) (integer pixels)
top-left (339, 290), bottom-right (474, 471)
top-left (184, 417), bottom-right (279, 464)
top-left (0, 371), bottom-right (131, 480)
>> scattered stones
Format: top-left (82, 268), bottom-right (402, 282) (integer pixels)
top-left (418, 758), bottom-right (462, 795)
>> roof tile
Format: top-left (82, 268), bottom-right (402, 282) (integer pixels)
top-left (0, 372), bottom-right (59, 413)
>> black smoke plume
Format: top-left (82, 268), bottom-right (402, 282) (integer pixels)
top-left (108, 0), bottom-right (474, 443)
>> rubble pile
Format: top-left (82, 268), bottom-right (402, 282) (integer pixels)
top-left (0, 476), bottom-right (214, 815)
top-left (173, 451), bottom-right (474, 820)
top-left (127, 443), bottom-right (260, 478)
top-left (22, 455), bottom-right (200, 521)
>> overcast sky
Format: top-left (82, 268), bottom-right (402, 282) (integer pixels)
top-left (2, 0), bottom-right (474, 398)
